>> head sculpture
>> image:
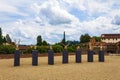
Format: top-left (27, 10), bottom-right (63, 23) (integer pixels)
top-left (34, 46), bottom-right (37, 50)
top-left (89, 42), bottom-right (93, 51)
top-left (14, 39), bottom-right (21, 50)
top-left (77, 46), bottom-right (80, 50)
top-left (50, 45), bottom-right (53, 50)
top-left (100, 44), bottom-right (103, 51)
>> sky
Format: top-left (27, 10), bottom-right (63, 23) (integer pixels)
top-left (0, 0), bottom-right (120, 45)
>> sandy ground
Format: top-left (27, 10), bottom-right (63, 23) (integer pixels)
top-left (0, 55), bottom-right (120, 80)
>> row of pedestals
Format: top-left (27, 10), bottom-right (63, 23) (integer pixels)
top-left (14, 50), bottom-right (104, 66)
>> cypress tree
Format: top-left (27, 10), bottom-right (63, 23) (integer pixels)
top-left (62, 31), bottom-right (66, 45)
top-left (0, 28), bottom-right (3, 45)
top-left (37, 35), bottom-right (42, 46)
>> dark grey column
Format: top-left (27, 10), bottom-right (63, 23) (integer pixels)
top-left (76, 50), bottom-right (82, 63)
top-left (32, 50), bottom-right (38, 66)
top-left (14, 50), bottom-right (20, 66)
top-left (98, 50), bottom-right (104, 62)
top-left (62, 50), bottom-right (68, 64)
top-left (48, 50), bottom-right (54, 65)
top-left (88, 50), bottom-right (94, 62)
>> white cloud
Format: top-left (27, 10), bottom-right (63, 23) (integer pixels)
top-left (0, 0), bottom-right (120, 45)
top-left (0, 1), bottom-right (27, 16)
top-left (31, 1), bottom-right (80, 25)
top-left (112, 15), bottom-right (120, 25)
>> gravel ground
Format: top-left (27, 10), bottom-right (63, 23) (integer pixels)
top-left (0, 55), bottom-right (120, 80)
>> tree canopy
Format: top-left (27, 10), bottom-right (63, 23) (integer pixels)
top-left (3, 37), bottom-right (6, 43)
top-left (42, 40), bottom-right (48, 46)
top-left (92, 36), bottom-right (101, 42)
top-left (37, 35), bottom-right (42, 46)
top-left (37, 35), bottom-right (48, 46)
top-left (80, 33), bottom-right (91, 43)
top-left (61, 31), bottom-right (66, 45)
top-left (6, 34), bottom-right (12, 43)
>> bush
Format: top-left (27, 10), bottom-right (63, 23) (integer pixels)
top-left (53, 45), bottom-right (63, 53)
top-left (0, 45), bottom-right (15, 54)
top-left (25, 47), bottom-right (34, 54)
top-left (37, 46), bottom-right (49, 53)
top-left (67, 46), bottom-right (76, 52)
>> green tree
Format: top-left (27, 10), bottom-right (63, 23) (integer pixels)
top-left (66, 40), bottom-right (79, 46)
top-left (42, 40), bottom-right (48, 46)
top-left (6, 34), bottom-right (12, 43)
top-left (0, 28), bottom-right (3, 45)
top-left (93, 36), bottom-right (101, 42)
top-left (61, 31), bottom-right (66, 45)
top-left (37, 35), bottom-right (42, 46)
top-left (37, 46), bottom-right (49, 53)
top-left (0, 45), bottom-right (15, 54)
top-left (67, 45), bottom-right (76, 52)
top-left (3, 37), bottom-right (6, 43)
top-left (53, 45), bottom-right (63, 53)
top-left (80, 33), bottom-right (91, 43)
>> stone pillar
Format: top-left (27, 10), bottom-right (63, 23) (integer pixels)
top-left (32, 50), bottom-right (38, 66)
top-left (88, 50), bottom-right (94, 62)
top-left (48, 50), bottom-right (54, 65)
top-left (62, 50), bottom-right (68, 64)
top-left (98, 50), bottom-right (104, 62)
top-left (75, 50), bottom-right (82, 63)
top-left (14, 50), bottom-right (20, 66)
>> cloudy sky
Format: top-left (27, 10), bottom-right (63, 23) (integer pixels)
top-left (0, 0), bottom-right (120, 45)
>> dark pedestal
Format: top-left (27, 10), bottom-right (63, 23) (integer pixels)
top-left (14, 50), bottom-right (20, 66)
top-left (98, 51), bottom-right (104, 62)
top-left (62, 50), bottom-right (68, 64)
top-left (76, 50), bottom-right (82, 63)
top-left (88, 51), bottom-right (94, 62)
top-left (48, 50), bottom-right (54, 65)
top-left (32, 50), bottom-right (38, 66)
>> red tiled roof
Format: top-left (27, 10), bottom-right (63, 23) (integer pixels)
top-left (101, 34), bottom-right (120, 38)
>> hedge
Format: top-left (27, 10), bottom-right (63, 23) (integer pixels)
top-left (37, 46), bottom-right (49, 53)
top-left (52, 45), bottom-right (63, 53)
top-left (67, 45), bottom-right (76, 52)
top-left (0, 45), bottom-right (15, 54)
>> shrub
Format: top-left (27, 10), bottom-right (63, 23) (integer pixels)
top-left (52, 45), bottom-right (63, 53)
top-left (0, 45), bottom-right (15, 54)
top-left (25, 47), bottom-right (34, 54)
top-left (67, 46), bottom-right (76, 52)
top-left (37, 46), bottom-right (49, 53)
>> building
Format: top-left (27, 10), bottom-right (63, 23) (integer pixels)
top-left (90, 34), bottom-right (120, 53)
top-left (101, 34), bottom-right (120, 53)
top-left (90, 38), bottom-right (107, 53)
top-left (101, 34), bottom-right (120, 43)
